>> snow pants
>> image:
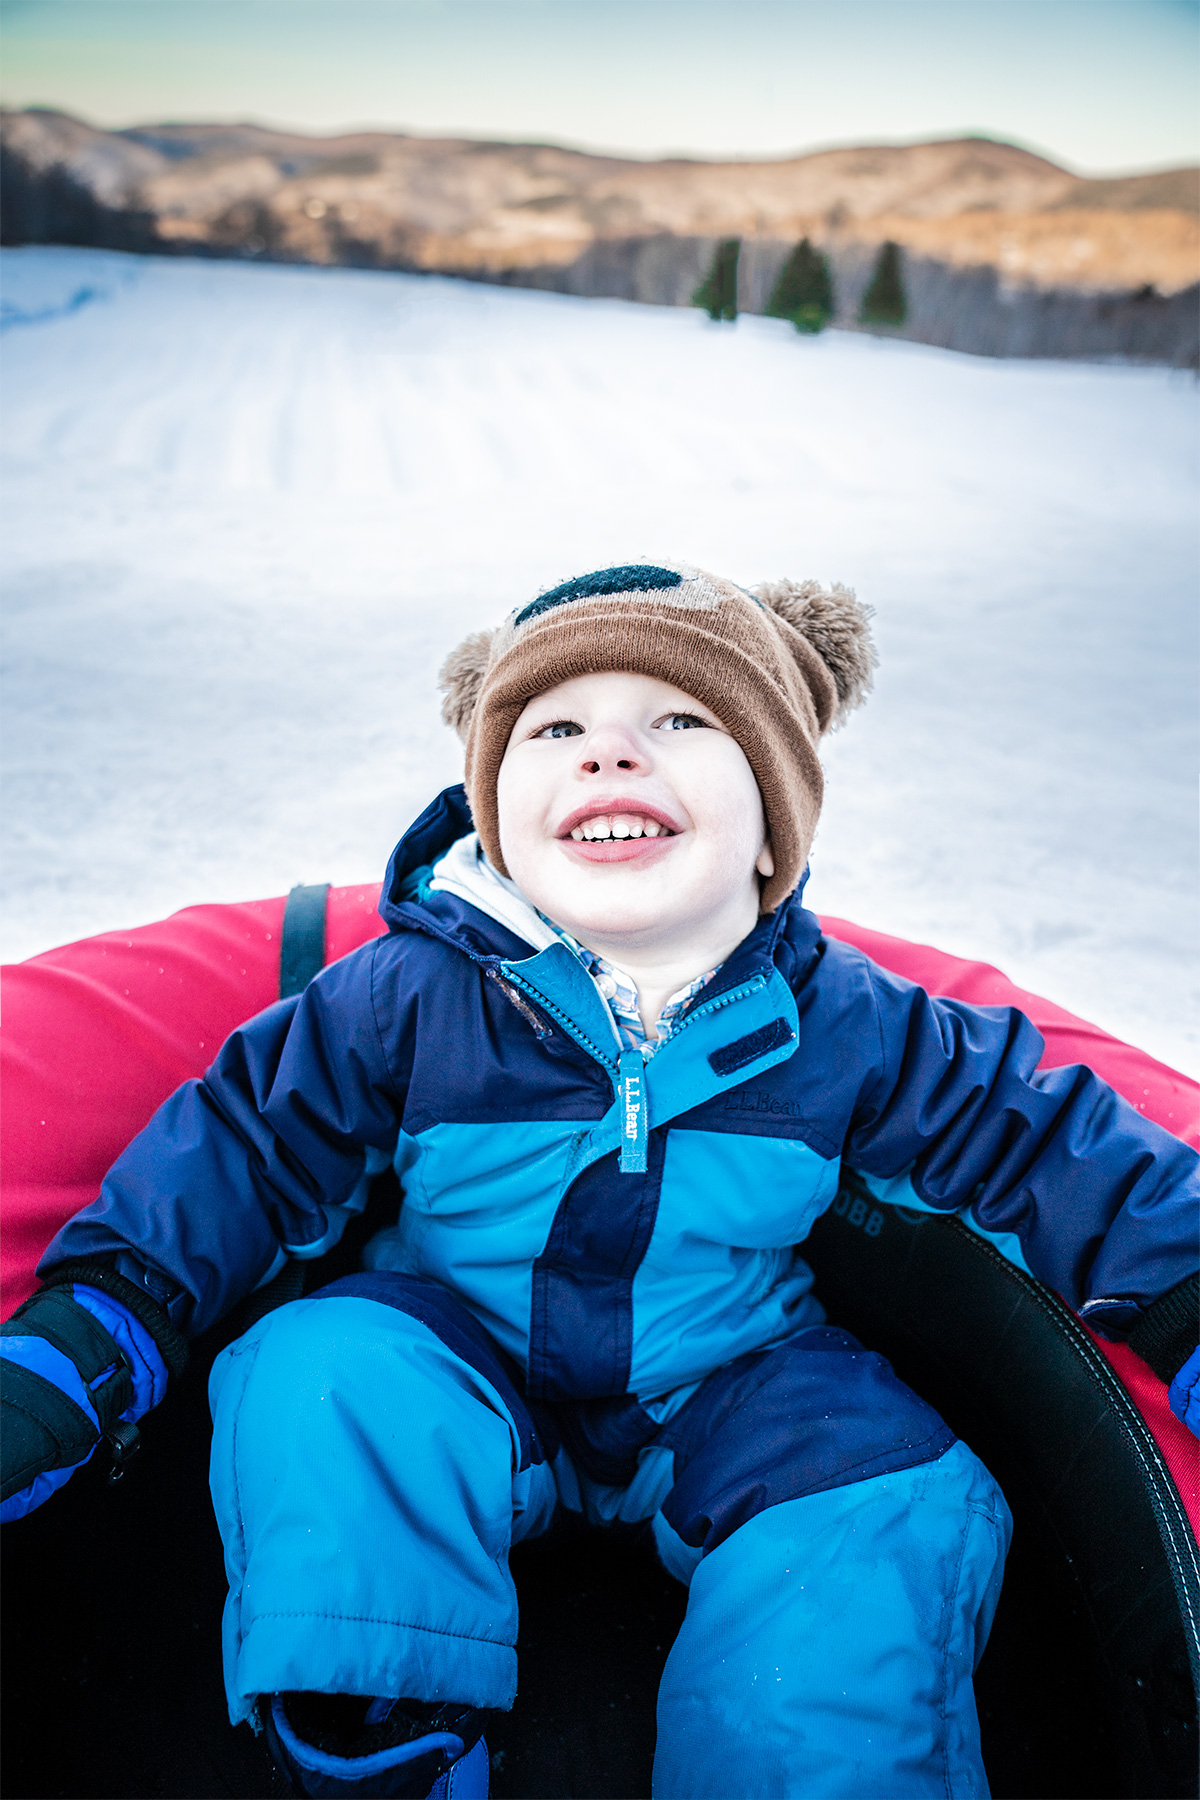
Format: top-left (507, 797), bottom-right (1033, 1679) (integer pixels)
top-left (209, 1273), bottom-right (1011, 1799)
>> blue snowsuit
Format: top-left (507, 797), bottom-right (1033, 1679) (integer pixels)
top-left (41, 786), bottom-right (1199, 1798)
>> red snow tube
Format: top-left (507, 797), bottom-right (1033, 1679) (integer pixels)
top-left (0, 882), bottom-right (386, 1320)
top-left (2, 888), bottom-right (1197, 1797)
top-left (5, 891), bottom-right (1194, 1318)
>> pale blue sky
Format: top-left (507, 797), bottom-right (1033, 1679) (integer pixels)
top-left (1, 0), bottom-right (1196, 175)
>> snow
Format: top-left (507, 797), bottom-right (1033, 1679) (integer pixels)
top-left (2, 245), bottom-right (1196, 1074)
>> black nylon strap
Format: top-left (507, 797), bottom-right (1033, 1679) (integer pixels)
top-left (223, 1259), bottom-right (306, 1339)
top-left (279, 883), bottom-right (330, 999)
top-left (1127, 1272), bottom-right (1200, 1384)
top-left (267, 881), bottom-right (330, 1326)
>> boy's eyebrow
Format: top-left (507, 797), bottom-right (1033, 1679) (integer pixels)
top-left (520, 703), bottom-right (581, 728)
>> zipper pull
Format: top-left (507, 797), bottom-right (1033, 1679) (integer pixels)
top-left (618, 1049), bottom-right (648, 1174)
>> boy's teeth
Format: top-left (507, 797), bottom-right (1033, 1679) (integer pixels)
top-left (570, 813), bottom-right (671, 842)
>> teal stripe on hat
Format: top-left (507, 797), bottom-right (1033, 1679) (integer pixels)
top-left (514, 564), bottom-right (682, 627)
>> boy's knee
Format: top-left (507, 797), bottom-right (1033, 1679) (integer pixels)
top-left (684, 1440), bottom-right (1009, 1640)
top-left (217, 1291), bottom-right (432, 1391)
top-left (209, 1291), bottom-right (529, 1481)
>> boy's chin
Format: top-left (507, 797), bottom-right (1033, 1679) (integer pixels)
top-left (558, 906), bottom-right (669, 941)
top-left (534, 862), bottom-right (673, 920)
top-left (542, 887), bottom-right (694, 947)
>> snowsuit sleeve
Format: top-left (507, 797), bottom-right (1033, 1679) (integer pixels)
top-left (37, 938), bottom-right (407, 1337)
top-left (844, 964), bottom-right (1199, 1325)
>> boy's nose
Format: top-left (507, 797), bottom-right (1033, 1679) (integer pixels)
top-left (578, 723), bottom-right (646, 776)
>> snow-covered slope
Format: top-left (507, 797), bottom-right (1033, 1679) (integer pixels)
top-left (1, 246), bottom-right (1196, 1073)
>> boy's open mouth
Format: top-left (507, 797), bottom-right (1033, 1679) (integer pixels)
top-left (569, 814), bottom-right (672, 842)
top-left (557, 802), bottom-right (682, 862)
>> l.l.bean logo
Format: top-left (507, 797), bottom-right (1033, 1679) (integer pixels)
top-left (832, 1188), bottom-right (885, 1238)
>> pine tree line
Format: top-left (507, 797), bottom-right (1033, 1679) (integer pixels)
top-left (694, 237), bottom-right (907, 334)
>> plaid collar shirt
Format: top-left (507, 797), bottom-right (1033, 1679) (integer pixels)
top-left (542, 920), bottom-right (717, 1061)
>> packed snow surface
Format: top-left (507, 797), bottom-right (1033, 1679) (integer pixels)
top-left (2, 247), bottom-right (1196, 1073)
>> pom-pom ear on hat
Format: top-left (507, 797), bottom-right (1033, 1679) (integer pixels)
top-left (752, 578), bottom-right (877, 728)
top-left (439, 630), bottom-right (495, 742)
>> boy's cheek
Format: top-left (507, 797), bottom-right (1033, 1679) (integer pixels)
top-left (497, 802), bottom-right (554, 870)
top-left (497, 760), bottom-right (558, 838)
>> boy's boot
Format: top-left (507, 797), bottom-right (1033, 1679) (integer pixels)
top-left (263, 1693), bottom-right (490, 1800)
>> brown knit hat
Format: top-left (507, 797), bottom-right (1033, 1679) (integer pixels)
top-left (439, 560), bottom-right (876, 912)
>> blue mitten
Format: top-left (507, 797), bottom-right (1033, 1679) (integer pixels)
top-left (1, 1267), bottom-right (182, 1521)
top-left (1169, 1346), bottom-right (1200, 1438)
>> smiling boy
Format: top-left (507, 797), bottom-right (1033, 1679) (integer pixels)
top-left (499, 668), bottom-right (774, 1038)
top-left (4, 561), bottom-right (1197, 1800)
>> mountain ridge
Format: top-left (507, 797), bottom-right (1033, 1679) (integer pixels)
top-left (2, 107), bottom-right (1196, 363)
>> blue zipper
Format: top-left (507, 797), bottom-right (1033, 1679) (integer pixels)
top-left (504, 963), bottom-right (772, 1174)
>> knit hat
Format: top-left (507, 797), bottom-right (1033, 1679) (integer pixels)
top-left (439, 560), bottom-right (876, 913)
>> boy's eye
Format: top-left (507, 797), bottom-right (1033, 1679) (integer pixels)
top-left (659, 712), bottom-right (709, 731)
top-left (535, 719), bottom-right (584, 739)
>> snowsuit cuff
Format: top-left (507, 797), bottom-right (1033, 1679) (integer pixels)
top-left (39, 1260), bottom-right (189, 1380)
top-left (1127, 1272), bottom-right (1199, 1384)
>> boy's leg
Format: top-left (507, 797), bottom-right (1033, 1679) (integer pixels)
top-left (650, 1328), bottom-right (1011, 1800)
top-left (208, 1273), bottom-right (557, 1729)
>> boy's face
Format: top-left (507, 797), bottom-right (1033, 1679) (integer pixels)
top-left (497, 671), bottom-right (773, 956)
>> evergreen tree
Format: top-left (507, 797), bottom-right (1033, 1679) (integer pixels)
top-left (766, 237), bottom-right (834, 333)
top-left (693, 238), bottom-right (740, 321)
top-left (858, 240), bottom-right (907, 326)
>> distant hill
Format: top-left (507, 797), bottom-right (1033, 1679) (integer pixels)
top-left (2, 108), bottom-right (1197, 362)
